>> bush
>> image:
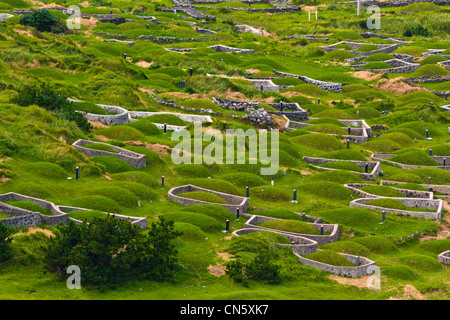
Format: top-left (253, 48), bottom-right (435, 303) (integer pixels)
top-left (19, 9), bottom-right (68, 33)
top-left (0, 222), bottom-right (13, 262)
top-left (43, 216), bottom-right (181, 290)
top-left (226, 252), bottom-right (281, 285)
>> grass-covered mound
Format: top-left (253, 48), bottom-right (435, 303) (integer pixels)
top-left (110, 181), bottom-right (158, 201)
top-left (174, 164), bottom-right (212, 178)
top-left (257, 219), bottom-right (319, 235)
top-left (396, 121), bottom-right (443, 138)
top-left (419, 55), bottom-right (448, 65)
top-left (355, 44), bottom-right (379, 52)
top-left (359, 185), bottom-right (405, 197)
top-left (390, 183), bottom-right (427, 191)
top-left (23, 162), bottom-right (68, 179)
top-left (110, 171), bottom-right (159, 188)
top-left (174, 222), bottom-right (207, 241)
top-left (82, 143), bottom-right (118, 153)
top-left (322, 50), bottom-right (355, 61)
top-left (320, 149), bottom-right (368, 161)
top-left (411, 64), bottom-right (450, 77)
top-left (291, 133), bottom-right (344, 152)
top-left (303, 250), bottom-right (355, 267)
top-left (301, 181), bottom-right (357, 200)
top-left (362, 53), bottom-right (394, 62)
top-left (351, 236), bottom-right (398, 254)
top-left (416, 239), bottom-right (450, 255)
top-left (248, 208), bottom-right (303, 221)
top-left (72, 101), bottom-right (110, 115)
top-left (318, 161), bottom-right (364, 173)
top-left (319, 241), bottom-right (370, 257)
top-left (307, 170), bottom-right (364, 184)
top-left (362, 139), bottom-right (402, 153)
top-left (237, 231), bottom-right (292, 245)
top-left (182, 204), bottom-right (234, 222)
top-left (407, 167), bottom-right (450, 185)
top-left (91, 156), bottom-right (135, 173)
top-left (429, 145), bottom-right (450, 156)
top-left (306, 123), bottom-right (348, 135)
top-left (347, 107), bottom-right (381, 119)
top-left (382, 265), bottom-right (419, 280)
top-left (163, 211), bottom-right (223, 232)
top-left (177, 191), bottom-right (228, 204)
top-left (360, 62), bottom-right (392, 70)
top-left (397, 254), bottom-right (443, 272)
top-left (221, 172), bottom-right (268, 188)
top-left (248, 186), bottom-right (291, 201)
top-left (281, 84), bottom-right (328, 97)
top-left (342, 84), bottom-right (372, 93)
top-left (3, 200), bottom-right (52, 216)
top-left (389, 150), bottom-right (438, 166)
top-left (175, 99), bottom-right (221, 112)
top-left (125, 120), bottom-right (162, 136)
top-left (377, 132), bottom-right (413, 147)
top-left (86, 187), bottom-right (139, 208)
top-left (123, 145), bottom-right (165, 167)
top-left (95, 125), bottom-right (147, 142)
top-left (185, 178), bottom-right (241, 196)
top-left (147, 66), bottom-right (188, 78)
top-left (141, 114), bottom-right (188, 126)
top-left (271, 77), bottom-right (304, 86)
top-left (388, 173), bottom-right (423, 184)
top-left (67, 210), bottom-right (107, 223)
top-left (68, 195), bottom-right (121, 213)
top-left (11, 182), bottom-right (51, 198)
top-left (304, 117), bottom-right (346, 127)
top-left (392, 46), bottom-right (427, 57)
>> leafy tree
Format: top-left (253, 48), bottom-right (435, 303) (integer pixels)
top-left (11, 82), bottom-right (92, 132)
top-left (43, 215), bottom-right (181, 290)
top-left (19, 9), bottom-right (68, 34)
top-left (0, 223), bottom-right (13, 262)
top-left (226, 252), bottom-right (281, 285)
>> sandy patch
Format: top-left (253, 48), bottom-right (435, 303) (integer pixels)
top-left (102, 174), bottom-right (111, 181)
top-left (88, 120), bottom-right (109, 129)
top-left (208, 264), bottom-right (227, 277)
top-left (0, 175), bottom-right (10, 183)
top-left (135, 60), bottom-right (154, 68)
top-left (281, 91), bottom-right (314, 99)
top-left (393, 285), bottom-right (426, 300)
top-left (146, 143), bottom-right (170, 156)
top-left (39, 3), bottom-right (66, 9)
top-left (13, 28), bottom-right (36, 38)
top-left (126, 141), bottom-right (146, 147)
top-left (329, 275), bottom-right (376, 290)
top-left (93, 135), bottom-right (110, 142)
top-left (25, 0), bottom-right (45, 5)
top-left (375, 77), bottom-right (431, 95)
top-left (217, 252), bottom-right (233, 261)
top-left (246, 68), bottom-right (260, 73)
top-left (80, 1), bottom-right (90, 7)
top-left (138, 87), bottom-right (156, 95)
top-left (351, 71), bottom-right (384, 82)
top-left (163, 92), bottom-right (210, 100)
top-left (420, 208), bottom-right (450, 241)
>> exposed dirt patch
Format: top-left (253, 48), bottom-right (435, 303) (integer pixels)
top-left (102, 174), bottom-right (111, 181)
top-left (126, 141), bottom-right (146, 147)
top-left (163, 91), bottom-right (210, 100)
top-left (352, 71), bottom-right (384, 82)
top-left (39, 3), bottom-right (66, 9)
top-left (217, 252), bottom-right (233, 261)
top-left (80, 1), bottom-right (90, 7)
top-left (146, 143), bottom-right (170, 156)
top-left (135, 60), bottom-right (154, 68)
top-left (281, 91), bottom-right (314, 99)
top-left (246, 68), bottom-right (260, 73)
top-left (208, 264), bottom-right (227, 277)
top-left (88, 120), bottom-right (109, 129)
top-left (0, 175), bottom-right (10, 183)
top-left (13, 28), bottom-right (36, 38)
top-left (138, 87), bottom-right (156, 95)
top-left (375, 77), bottom-right (431, 95)
top-left (401, 285), bottom-right (426, 300)
top-left (93, 134), bottom-right (110, 142)
top-left (420, 208), bottom-right (450, 241)
top-left (329, 275), bottom-right (376, 290)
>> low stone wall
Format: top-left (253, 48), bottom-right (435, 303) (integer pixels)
top-left (303, 156), bottom-right (381, 180)
top-left (355, 59), bottom-right (420, 74)
top-left (380, 180), bottom-right (450, 196)
top-left (168, 185), bottom-right (248, 215)
top-left (349, 197), bottom-right (443, 220)
top-left (236, 25), bottom-right (264, 36)
top-left (244, 215), bottom-right (340, 245)
top-left (319, 41), bottom-right (398, 57)
top-left (360, 32), bottom-right (411, 45)
top-left (103, 39), bottom-right (135, 46)
top-left (0, 192), bottom-right (69, 227)
top-left (344, 183), bottom-right (433, 199)
top-left (208, 44), bottom-right (254, 54)
top-left (232, 227), bottom-right (318, 255)
top-left (58, 205), bottom-right (147, 229)
top-left (295, 250), bottom-right (377, 278)
top-left (438, 250), bottom-right (450, 265)
top-left (72, 139), bottom-right (146, 169)
top-left (371, 153), bottom-right (450, 172)
top-left (130, 111), bottom-right (212, 123)
top-left (73, 101), bottom-right (131, 126)
top-left (273, 70), bottom-right (342, 93)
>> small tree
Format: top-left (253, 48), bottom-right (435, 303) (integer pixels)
top-left (19, 9), bottom-right (68, 34)
top-left (0, 223), bottom-right (13, 263)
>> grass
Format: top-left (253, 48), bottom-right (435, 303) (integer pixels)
top-left (319, 241), bottom-right (370, 257)
top-left (82, 143), bottom-right (118, 153)
top-left (303, 250), bottom-right (355, 267)
top-left (256, 219), bottom-right (319, 235)
top-left (91, 156), bottom-right (135, 174)
top-left (389, 150), bottom-right (438, 166)
top-left (318, 161), bottom-right (365, 173)
top-left (2, 200), bottom-right (52, 216)
top-left (177, 191), bottom-right (229, 204)
top-left (291, 133), bottom-right (344, 152)
top-left (141, 114), bottom-right (188, 126)
top-left (364, 198), bottom-right (435, 213)
top-left (359, 185), bottom-right (405, 197)
top-left (306, 123), bottom-right (348, 135)
top-left (67, 210), bottom-right (107, 223)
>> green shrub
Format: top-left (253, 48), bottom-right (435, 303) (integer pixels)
top-left (303, 250), bottom-right (354, 266)
top-left (19, 9), bottom-right (68, 33)
top-left (0, 222), bottom-right (13, 262)
top-left (257, 219), bottom-right (319, 235)
top-left (91, 156), bottom-right (135, 174)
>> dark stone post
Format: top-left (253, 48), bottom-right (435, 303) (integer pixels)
top-left (245, 186), bottom-right (249, 198)
top-left (181, 80), bottom-right (185, 89)
top-left (444, 158), bottom-right (446, 166)
top-left (163, 123), bottom-right (167, 134)
top-left (320, 225), bottom-right (324, 235)
top-left (347, 139), bottom-right (350, 149)
top-left (382, 211), bottom-right (385, 222)
top-left (76, 166), bottom-right (80, 180)
top-left (162, 176), bottom-right (165, 187)
top-left (365, 163), bottom-right (369, 173)
top-left (236, 208), bottom-right (240, 221)
top-left (429, 149), bottom-right (432, 156)
top-left (291, 189), bottom-right (297, 203)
